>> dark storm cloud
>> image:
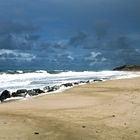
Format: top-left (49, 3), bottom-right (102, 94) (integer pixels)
top-left (0, 34), bottom-right (37, 50)
top-left (95, 21), bottom-right (110, 41)
top-left (0, 21), bottom-right (38, 51)
top-left (86, 36), bottom-right (140, 68)
top-left (25, 34), bottom-right (40, 41)
top-left (70, 32), bottom-right (140, 68)
top-left (0, 0), bottom-right (140, 70)
top-left (0, 21), bottom-right (36, 35)
top-left (69, 32), bottom-right (88, 46)
top-left (106, 37), bottom-right (140, 64)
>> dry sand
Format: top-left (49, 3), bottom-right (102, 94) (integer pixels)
top-left (0, 78), bottom-right (140, 140)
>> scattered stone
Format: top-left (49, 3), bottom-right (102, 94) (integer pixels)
top-left (86, 80), bottom-right (90, 83)
top-left (1, 77), bottom-right (105, 103)
top-left (26, 89), bottom-right (44, 96)
top-left (44, 85), bottom-right (60, 92)
top-left (16, 89), bottom-right (27, 94)
top-left (0, 90), bottom-right (11, 102)
top-left (80, 81), bottom-right (85, 83)
top-left (94, 79), bottom-right (103, 82)
top-left (112, 115), bottom-right (115, 117)
top-left (43, 86), bottom-right (51, 91)
top-left (82, 125), bottom-right (86, 128)
top-left (45, 85), bottom-right (60, 92)
top-left (134, 131), bottom-right (137, 133)
top-left (33, 89), bottom-right (45, 94)
top-left (11, 92), bottom-right (16, 97)
top-left (62, 83), bottom-right (73, 87)
top-left (12, 89), bottom-right (28, 97)
top-left (12, 89), bottom-right (27, 97)
top-left (27, 90), bottom-right (38, 96)
top-left (73, 82), bottom-right (79, 85)
top-left (34, 132), bottom-right (39, 135)
top-left (52, 85), bottom-right (60, 91)
top-left (96, 130), bottom-right (99, 133)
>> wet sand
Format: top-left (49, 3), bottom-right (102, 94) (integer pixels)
top-left (0, 77), bottom-right (140, 140)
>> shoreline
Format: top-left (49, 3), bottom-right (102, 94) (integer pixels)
top-left (2, 72), bottom-right (140, 103)
top-left (0, 77), bottom-right (140, 139)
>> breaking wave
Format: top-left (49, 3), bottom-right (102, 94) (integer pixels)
top-left (0, 70), bottom-right (140, 93)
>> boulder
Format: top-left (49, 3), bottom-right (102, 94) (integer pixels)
top-left (0, 90), bottom-right (11, 102)
top-left (73, 82), bottom-right (79, 85)
top-left (62, 83), bottom-right (73, 87)
top-left (27, 90), bottom-right (38, 96)
top-left (86, 80), bottom-right (90, 83)
top-left (94, 79), bottom-right (103, 82)
top-left (47, 85), bottom-right (60, 92)
top-left (16, 89), bottom-right (27, 94)
top-left (79, 81), bottom-right (86, 83)
top-left (12, 89), bottom-right (27, 97)
top-left (33, 89), bottom-right (45, 94)
top-left (27, 89), bottom-right (45, 96)
top-left (43, 86), bottom-right (51, 91)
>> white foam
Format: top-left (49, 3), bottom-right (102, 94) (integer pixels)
top-left (1, 70), bottom-right (140, 103)
top-left (0, 70), bottom-right (140, 93)
top-left (3, 97), bottom-right (24, 102)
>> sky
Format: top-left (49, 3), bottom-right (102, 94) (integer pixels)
top-left (0, 0), bottom-right (140, 70)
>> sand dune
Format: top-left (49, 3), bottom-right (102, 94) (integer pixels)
top-left (0, 78), bottom-right (140, 140)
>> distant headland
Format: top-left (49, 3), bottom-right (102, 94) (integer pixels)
top-left (113, 65), bottom-right (140, 71)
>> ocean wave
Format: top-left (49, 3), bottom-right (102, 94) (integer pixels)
top-left (0, 70), bottom-right (67, 75)
top-left (0, 70), bottom-right (140, 93)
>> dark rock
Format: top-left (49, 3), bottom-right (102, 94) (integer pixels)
top-left (47, 85), bottom-right (60, 92)
top-left (0, 90), bottom-right (11, 102)
top-left (12, 88), bottom-right (44, 97)
top-left (12, 92), bottom-right (26, 97)
top-left (62, 83), bottom-right (73, 87)
top-left (33, 89), bottom-right (45, 94)
top-left (34, 132), bottom-right (39, 135)
top-left (73, 82), bottom-right (79, 85)
top-left (43, 86), bottom-right (51, 91)
top-left (16, 89), bottom-right (27, 94)
top-left (86, 80), bottom-right (90, 83)
top-left (82, 125), bottom-right (86, 128)
top-left (12, 89), bottom-right (27, 97)
top-left (112, 115), bottom-right (115, 117)
top-left (94, 79), bottom-right (103, 82)
top-left (28, 88), bottom-right (45, 96)
top-left (96, 130), bottom-right (99, 133)
top-left (79, 81), bottom-right (86, 83)
top-left (11, 92), bottom-right (16, 97)
top-left (52, 85), bottom-right (60, 90)
top-left (27, 90), bottom-right (38, 96)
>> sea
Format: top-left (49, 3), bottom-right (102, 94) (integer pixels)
top-left (0, 70), bottom-right (140, 94)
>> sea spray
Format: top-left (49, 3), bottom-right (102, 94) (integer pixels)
top-left (0, 70), bottom-right (140, 94)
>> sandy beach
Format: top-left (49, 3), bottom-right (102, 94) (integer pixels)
top-left (0, 77), bottom-right (140, 140)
